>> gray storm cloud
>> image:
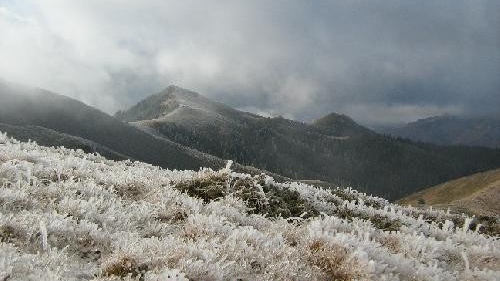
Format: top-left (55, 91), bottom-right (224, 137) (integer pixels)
top-left (0, 0), bottom-right (499, 125)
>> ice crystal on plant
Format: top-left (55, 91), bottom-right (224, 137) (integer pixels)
top-left (0, 131), bottom-right (498, 281)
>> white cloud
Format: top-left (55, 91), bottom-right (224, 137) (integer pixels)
top-left (344, 103), bottom-right (464, 126)
top-left (0, 1), bottom-right (498, 123)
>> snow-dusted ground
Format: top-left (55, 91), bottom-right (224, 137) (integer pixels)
top-left (0, 132), bottom-right (498, 281)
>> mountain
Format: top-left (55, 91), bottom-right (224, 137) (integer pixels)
top-left (398, 168), bottom-right (500, 216)
top-left (1, 133), bottom-right (498, 280)
top-left (312, 112), bottom-right (375, 138)
top-left (115, 86), bottom-right (500, 200)
top-left (0, 81), bottom-right (277, 176)
top-left (380, 115), bottom-right (500, 148)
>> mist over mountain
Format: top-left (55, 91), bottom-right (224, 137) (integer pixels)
top-left (380, 116), bottom-right (500, 148)
top-left (0, 81), bottom-right (231, 172)
top-left (2, 1), bottom-right (499, 124)
top-left (115, 86), bottom-right (500, 200)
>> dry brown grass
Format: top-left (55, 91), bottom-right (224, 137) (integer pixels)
top-left (375, 234), bottom-right (401, 254)
top-left (0, 154), bottom-right (9, 163)
top-left (0, 196), bottom-right (33, 212)
top-left (0, 224), bottom-right (25, 245)
top-left (154, 209), bottom-right (188, 224)
top-left (114, 181), bottom-right (148, 200)
top-left (307, 239), bottom-right (364, 281)
top-left (398, 168), bottom-right (500, 209)
top-left (102, 256), bottom-right (148, 279)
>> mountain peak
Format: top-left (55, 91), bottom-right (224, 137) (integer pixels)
top-left (114, 87), bottom-right (184, 122)
top-left (313, 112), bottom-right (373, 137)
top-left (314, 112), bottom-right (354, 125)
top-left (115, 86), bottom-right (238, 122)
top-left (162, 84), bottom-right (192, 94)
top-left (164, 84), bottom-right (181, 91)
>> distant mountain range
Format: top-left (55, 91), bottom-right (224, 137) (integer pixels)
top-left (379, 116), bottom-right (500, 148)
top-left (114, 85), bottom-right (500, 200)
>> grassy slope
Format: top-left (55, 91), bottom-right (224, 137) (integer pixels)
top-left (397, 168), bottom-right (500, 215)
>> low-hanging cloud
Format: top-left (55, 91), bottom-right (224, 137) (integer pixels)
top-left (0, 0), bottom-right (499, 125)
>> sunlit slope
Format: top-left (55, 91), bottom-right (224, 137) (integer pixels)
top-left (398, 168), bottom-right (500, 216)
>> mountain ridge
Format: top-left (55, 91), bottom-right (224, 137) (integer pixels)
top-left (0, 80), bottom-right (283, 179)
top-left (312, 112), bottom-right (375, 138)
top-left (380, 115), bottom-right (500, 148)
top-left (115, 85), bottom-right (262, 124)
top-left (115, 86), bottom-right (500, 200)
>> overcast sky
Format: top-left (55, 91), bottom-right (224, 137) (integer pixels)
top-left (1, 0), bottom-right (499, 125)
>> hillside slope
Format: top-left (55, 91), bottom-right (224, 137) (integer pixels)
top-left (0, 81), bottom-right (226, 172)
top-left (398, 168), bottom-right (500, 216)
top-left (381, 116), bottom-right (500, 148)
top-left (0, 132), bottom-right (498, 280)
top-left (116, 86), bottom-right (500, 200)
top-left (0, 81), bottom-right (285, 181)
top-left (0, 123), bottom-right (129, 161)
top-left (312, 112), bottom-right (375, 138)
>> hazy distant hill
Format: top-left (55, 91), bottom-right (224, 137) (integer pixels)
top-left (398, 168), bottom-right (500, 216)
top-left (380, 116), bottom-right (500, 148)
top-left (312, 112), bottom-right (375, 138)
top-left (0, 123), bottom-right (128, 160)
top-left (115, 86), bottom-right (500, 200)
top-left (0, 81), bottom-right (228, 171)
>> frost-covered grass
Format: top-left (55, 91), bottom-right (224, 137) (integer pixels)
top-left (0, 132), bottom-right (498, 281)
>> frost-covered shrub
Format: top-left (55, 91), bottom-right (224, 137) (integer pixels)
top-left (101, 254), bottom-right (148, 278)
top-left (0, 131), bottom-right (498, 281)
top-left (174, 169), bottom-right (318, 218)
top-left (306, 239), bottom-right (364, 281)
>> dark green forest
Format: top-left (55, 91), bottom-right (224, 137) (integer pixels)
top-left (144, 114), bottom-right (500, 201)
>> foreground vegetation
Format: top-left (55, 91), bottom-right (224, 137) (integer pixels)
top-left (0, 132), bottom-right (498, 280)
